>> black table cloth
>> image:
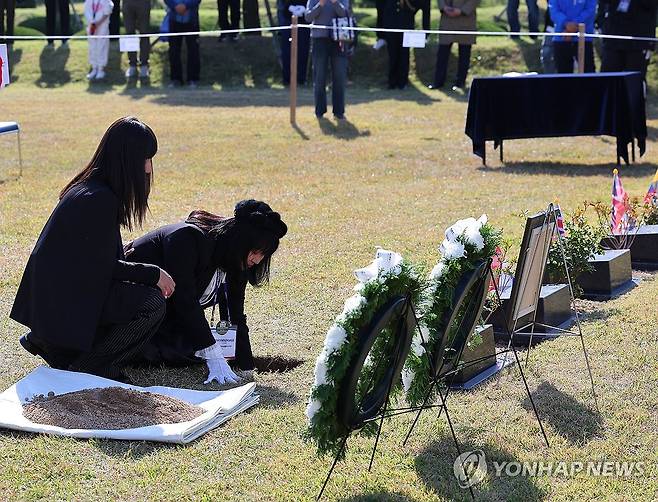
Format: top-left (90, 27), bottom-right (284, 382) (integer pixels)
top-left (465, 72), bottom-right (647, 165)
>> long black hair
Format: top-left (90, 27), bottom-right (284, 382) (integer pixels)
top-left (60, 117), bottom-right (158, 232)
top-left (186, 200), bottom-right (288, 286)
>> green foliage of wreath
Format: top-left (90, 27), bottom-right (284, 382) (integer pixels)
top-left (404, 224), bottom-right (501, 408)
top-left (305, 263), bottom-right (423, 459)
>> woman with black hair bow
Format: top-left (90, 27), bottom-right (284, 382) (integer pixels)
top-left (11, 117), bottom-right (174, 383)
top-left (125, 199), bottom-right (288, 384)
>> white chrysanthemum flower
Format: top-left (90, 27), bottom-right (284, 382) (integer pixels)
top-left (464, 224), bottom-right (485, 251)
top-left (353, 282), bottom-right (366, 293)
top-left (411, 328), bottom-right (428, 357)
top-left (441, 239), bottom-right (466, 260)
top-left (401, 367), bottom-right (415, 393)
top-left (314, 352), bottom-right (329, 386)
top-left (477, 214), bottom-right (488, 226)
top-left (429, 261), bottom-right (447, 281)
top-left (306, 398), bottom-right (322, 421)
top-left (324, 324), bottom-right (348, 354)
top-left (342, 294), bottom-right (366, 316)
top-left (445, 217), bottom-right (477, 241)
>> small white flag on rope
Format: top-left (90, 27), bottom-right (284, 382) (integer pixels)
top-left (119, 36), bottom-right (140, 52)
top-left (0, 44), bottom-right (9, 89)
top-left (402, 31), bottom-right (426, 48)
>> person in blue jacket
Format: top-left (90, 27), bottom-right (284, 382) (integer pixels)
top-left (165, 0), bottom-right (201, 87)
top-left (548, 0), bottom-right (597, 73)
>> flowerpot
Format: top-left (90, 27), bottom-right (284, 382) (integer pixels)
top-left (601, 224), bottom-right (658, 270)
top-left (576, 249), bottom-right (636, 300)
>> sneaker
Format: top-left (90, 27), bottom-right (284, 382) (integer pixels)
top-left (86, 67), bottom-right (97, 80)
top-left (139, 65), bottom-right (150, 78)
top-left (188, 80), bottom-right (199, 88)
top-left (373, 38), bottom-right (386, 50)
top-left (125, 65), bottom-right (137, 78)
top-left (95, 69), bottom-right (106, 80)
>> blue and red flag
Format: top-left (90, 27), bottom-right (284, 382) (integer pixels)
top-left (611, 169), bottom-right (629, 235)
top-left (644, 168), bottom-right (658, 204)
top-left (555, 203), bottom-right (565, 237)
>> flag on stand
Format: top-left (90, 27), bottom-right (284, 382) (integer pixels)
top-left (611, 169), bottom-right (629, 235)
top-left (0, 44), bottom-right (8, 89)
top-left (554, 203), bottom-right (566, 236)
top-left (644, 167), bottom-right (658, 204)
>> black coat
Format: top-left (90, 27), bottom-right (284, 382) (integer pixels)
top-left (599, 0), bottom-right (657, 50)
top-left (125, 222), bottom-right (253, 369)
top-left (10, 179), bottom-right (160, 351)
top-left (378, 0), bottom-right (430, 31)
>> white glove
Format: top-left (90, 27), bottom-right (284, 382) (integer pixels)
top-left (289, 5), bottom-right (306, 16)
top-left (196, 340), bottom-right (240, 385)
top-left (204, 357), bottom-right (240, 385)
top-left (373, 38), bottom-right (387, 50)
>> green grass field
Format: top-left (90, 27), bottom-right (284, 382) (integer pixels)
top-left (1, 2), bottom-right (658, 501)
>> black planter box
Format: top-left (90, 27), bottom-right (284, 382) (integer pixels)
top-left (576, 249), bottom-right (636, 300)
top-left (452, 325), bottom-right (497, 385)
top-left (491, 284), bottom-right (573, 345)
top-left (602, 224), bottom-right (658, 270)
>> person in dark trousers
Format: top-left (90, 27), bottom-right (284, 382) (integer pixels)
top-left (10, 117), bottom-right (173, 384)
top-left (218, 0), bottom-right (240, 41)
top-left (125, 200), bottom-right (288, 381)
top-left (305, 0), bottom-right (350, 119)
top-left (165, 0), bottom-right (201, 86)
top-left (278, 0), bottom-right (311, 85)
top-left (432, 0), bottom-right (478, 90)
top-left (0, 0), bottom-right (15, 45)
top-left (598, 0), bottom-right (658, 84)
top-left (506, 0), bottom-right (539, 38)
top-left (549, 0), bottom-right (596, 73)
top-left (378, 0), bottom-right (430, 89)
top-left (45, 0), bottom-right (71, 46)
top-left (109, 0), bottom-right (121, 36)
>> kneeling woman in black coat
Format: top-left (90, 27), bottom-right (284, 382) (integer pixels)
top-left (11, 117), bottom-right (176, 383)
top-left (125, 200), bottom-right (287, 384)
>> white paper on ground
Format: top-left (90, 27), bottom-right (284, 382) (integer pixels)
top-left (402, 31), bottom-right (426, 48)
top-left (119, 36), bottom-right (140, 52)
top-left (0, 366), bottom-right (258, 443)
top-left (0, 44), bottom-right (9, 88)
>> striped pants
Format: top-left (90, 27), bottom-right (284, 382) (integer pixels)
top-left (71, 283), bottom-right (166, 380)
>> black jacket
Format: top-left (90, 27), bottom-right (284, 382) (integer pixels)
top-left (598, 0), bottom-right (657, 50)
top-left (378, 0), bottom-right (430, 31)
top-left (10, 179), bottom-right (160, 351)
top-left (125, 222), bottom-right (253, 369)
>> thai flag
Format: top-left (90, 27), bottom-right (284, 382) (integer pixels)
top-left (611, 169), bottom-right (628, 235)
top-left (644, 168), bottom-right (658, 204)
top-left (555, 204), bottom-right (565, 237)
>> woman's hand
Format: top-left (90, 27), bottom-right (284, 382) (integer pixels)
top-left (157, 268), bottom-right (176, 298)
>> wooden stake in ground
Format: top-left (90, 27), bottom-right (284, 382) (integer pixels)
top-left (578, 23), bottom-right (585, 73)
top-left (290, 15), bottom-right (298, 125)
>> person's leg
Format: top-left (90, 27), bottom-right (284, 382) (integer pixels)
top-left (526, 0), bottom-right (539, 34)
top-left (122, 0), bottom-right (138, 67)
top-left (187, 33), bottom-right (201, 82)
top-left (330, 43), bottom-right (347, 118)
top-left (109, 0), bottom-right (121, 36)
top-left (218, 0), bottom-right (229, 37)
top-left (386, 33), bottom-right (399, 88)
top-left (70, 284), bottom-right (165, 381)
top-left (507, 0), bottom-right (520, 36)
top-left (58, 0), bottom-right (70, 42)
top-left (399, 44), bottom-right (410, 88)
top-left (136, 0), bottom-right (151, 67)
top-left (623, 49), bottom-right (645, 73)
top-left (455, 44), bottom-right (472, 87)
top-left (433, 43), bottom-right (451, 87)
top-left (278, 9), bottom-right (291, 84)
top-left (230, 0), bottom-right (240, 31)
top-left (7, 0), bottom-right (15, 41)
top-left (553, 42), bottom-right (573, 73)
top-left (312, 37), bottom-right (329, 117)
top-left (0, 0), bottom-right (6, 42)
top-left (168, 21), bottom-right (184, 83)
top-left (45, 0), bottom-right (56, 43)
top-left (601, 46), bottom-right (623, 72)
top-left (584, 41), bottom-right (595, 72)
top-left (297, 25), bottom-right (311, 84)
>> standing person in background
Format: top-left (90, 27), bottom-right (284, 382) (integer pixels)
top-left (506, 0), bottom-right (539, 39)
top-left (45, 0), bottom-right (71, 46)
top-left (373, 0), bottom-right (386, 50)
top-left (218, 0), bottom-right (240, 41)
top-left (549, 0), bottom-right (596, 73)
top-left (0, 0), bottom-right (15, 46)
top-left (165, 0), bottom-right (201, 87)
top-left (109, 0), bottom-right (121, 37)
top-left (278, 0), bottom-right (310, 85)
top-left (305, 0), bottom-right (350, 120)
top-left (122, 0), bottom-right (151, 79)
top-left (378, 0), bottom-right (430, 90)
top-left (598, 0), bottom-right (657, 86)
top-left (431, 0), bottom-right (478, 90)
top-left (85, 0), bottom-right (114, 81)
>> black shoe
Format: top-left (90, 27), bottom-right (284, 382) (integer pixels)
top-left (20, 333), bottom-right (69, 370)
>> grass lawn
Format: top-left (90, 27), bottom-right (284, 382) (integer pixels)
top-left (1, 5), bottom-right (658, 501)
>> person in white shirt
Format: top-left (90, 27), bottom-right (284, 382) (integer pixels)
top-left (84, 0), bottom-right (114, 80)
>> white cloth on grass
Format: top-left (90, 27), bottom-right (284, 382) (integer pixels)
top-left (0, 366), bottom-right (258, 444)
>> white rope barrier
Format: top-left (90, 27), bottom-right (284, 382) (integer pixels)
top-left (1, 24), bottom-right (657, 43)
